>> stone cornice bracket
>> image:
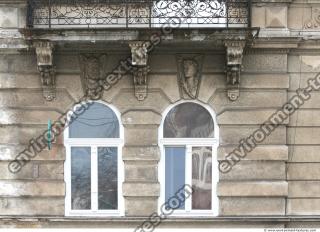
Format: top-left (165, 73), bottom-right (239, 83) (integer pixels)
top-left (34, 41), bottom-right (56, 101)
top-left (224, 40), bottom-right (246, 101)
top-left (129, 41), bottom-right (149, 66)
top-left (129, 41), bottom-right (150, 101)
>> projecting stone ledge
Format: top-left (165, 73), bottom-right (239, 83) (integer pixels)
top-left (22, 28), bottom-right (259, 45)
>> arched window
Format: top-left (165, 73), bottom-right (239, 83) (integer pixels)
top-left (64, 101), bottom-right (124, 216)
top-left (159, 101), bottom-right (219, 216)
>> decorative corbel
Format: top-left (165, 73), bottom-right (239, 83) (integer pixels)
top-left (129, 41), bottom-right (149, 66)
top-left (224, 40), bottom-right (246, 101)
top-left (34, 41), bottom-right (56, 101)
top-left (129, 41), bottom-right (150, 101)
top-left (132, 66), bottom-right (150, 101)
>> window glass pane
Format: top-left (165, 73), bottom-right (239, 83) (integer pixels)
top-left (69, 102), bottom-right (119, 138)
top-left (192, 147), bottom-right (212, 210)
top-left (98, 147), bottom-right (118, 210)
top-left (71, 147), bottom-right (91, 210)
top-left (165, 146), bottom-right (185, 210)
top-left (163, 103), bottom-right (214, 138)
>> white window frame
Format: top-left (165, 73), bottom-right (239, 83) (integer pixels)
top-left (158, 100), bottom-right (219, 217)
top-left (64, 100), bottom-right (124, 217)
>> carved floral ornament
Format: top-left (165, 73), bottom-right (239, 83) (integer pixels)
top-left (304, 8), bottom-right (320, 29)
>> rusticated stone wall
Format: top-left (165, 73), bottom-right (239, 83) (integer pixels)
top-left (0, 50), bottom-right (290, 217)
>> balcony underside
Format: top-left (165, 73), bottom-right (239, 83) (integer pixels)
top-left (22, 27), bottom-right (259, 51)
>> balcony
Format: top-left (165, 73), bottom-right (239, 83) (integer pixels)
top-left (24, 0), bottom-right (257, 103)
top-left (26, 0), bottom-right (251, 29)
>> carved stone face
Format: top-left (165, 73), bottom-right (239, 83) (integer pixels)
top-left (183, 60), bottom-right (198, 79)
top-left (87, 57), bottom-right (100, 79)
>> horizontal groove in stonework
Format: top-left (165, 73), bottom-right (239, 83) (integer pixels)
top-left (218, 181), bottom-right (288, 197)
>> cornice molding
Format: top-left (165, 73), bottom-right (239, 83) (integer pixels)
top-left (245, 48), bottom-right (290, 54)
top-left (0, 0), bottom-right (26, 5)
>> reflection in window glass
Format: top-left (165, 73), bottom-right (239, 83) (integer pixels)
top-left (165, 147), bottom-right (186, 210)
top-left (163, 103), bottom-right (214, 138)
top-left (192, 147), bottom-right (212, 210)
top-left (71, 147), bottom-right (91, 210)
top-left (98, 147), bottom-right (118, 210)
top-left (69, 102), bottom-right (119, 138)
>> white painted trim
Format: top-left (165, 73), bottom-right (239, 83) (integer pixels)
top-left (64, 138), bottom-right (124, 146)
top-left (64, 101), bottom-right (124, 217)
top-left (186, 145), bottom-right (192, 213)
top-left (91, 146), bottom-right (98, 211)
top-left (160, 138), bottom-right (218, 146)
top-left (158, 100), bottom-right (219, 217)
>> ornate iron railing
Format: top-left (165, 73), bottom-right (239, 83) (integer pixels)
top-left (27, 0), bottom-right (251, 29)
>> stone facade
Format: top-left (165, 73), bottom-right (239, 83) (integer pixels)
top-left (0, 0), bottom-right (320, 228)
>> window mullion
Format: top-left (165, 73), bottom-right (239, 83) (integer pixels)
top-left (118, 145), bottom-right (123, 212)
top-left (91, 146), bottom-right (98, 211)
top-left (66, 146), bottom-right (71, 214)
top-left (186, 145), bottom-right (192, 213)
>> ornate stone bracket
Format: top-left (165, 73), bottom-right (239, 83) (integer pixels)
top-left (225, 40), bottom-right (246, 101)
top-left (129, 41), bottom-right (149, 66)
top-left (34, 41), bottom-right (56, 101)
top-left (129, 41), bottom-right (150, 101)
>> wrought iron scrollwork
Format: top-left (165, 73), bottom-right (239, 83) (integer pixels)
top-left (27, 0), bottom-right (250, 28)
